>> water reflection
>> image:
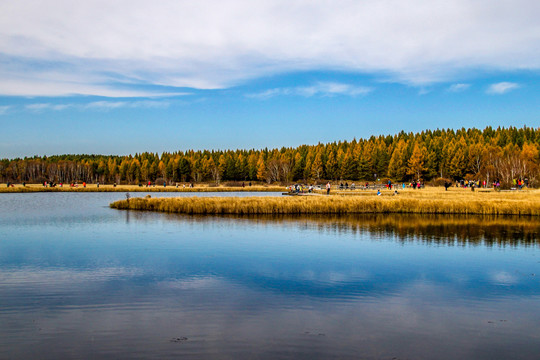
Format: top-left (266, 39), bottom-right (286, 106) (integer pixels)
top-left (1, 193), bottom-right (540, 359)
top-left (140, 212), bottom-right (540, 246)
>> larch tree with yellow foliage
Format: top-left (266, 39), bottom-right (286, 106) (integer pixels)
top-left (407, 142), bottom-right (427, 180)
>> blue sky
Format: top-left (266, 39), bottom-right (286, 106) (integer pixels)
top-left (1, 0), bottom-right (539, 159)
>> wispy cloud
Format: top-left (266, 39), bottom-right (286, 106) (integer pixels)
top-left (486, 81), bottom-right (520, 95)
top-left (297, 83), bottom-right (373, 97)
top-left (246, 88), bottom-right (286, 99)
top-left (25, 103), bottom-right (73, 112)
top-left (85, 100), bottom-right (170, 110)
top-left (486, 82), bottom-right (520, 94)
top-left (0, 76), bottom-right (190, 98)
top-left (1, 1), bottom-right (539, 96)
top-left (418, 87), bottom-right (432, 95)
top-left (247, 82), bottom-right (372, 99)
top-left (448, 83), bottom-right (471, 92)
top-left (0, 105), bottom-right (10, 115)
top-left (19, 100), bottom-right (171, 113)
top-left (85, 101), bottom-right (129, 110)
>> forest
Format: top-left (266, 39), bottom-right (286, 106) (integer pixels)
top-left (1, 126), bottom-right (539, 187)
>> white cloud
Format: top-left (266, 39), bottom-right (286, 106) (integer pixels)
top-left (486, 82), bottom-right (520, 94)
top-left (448, 83), bottom-right (471, 92)
top-left (85, 100), bottom-right (170, 110)
top-left (246, 88), bottom-right (288, 99)
top-left (0, 105), bottom-right (10, 115)
top-left (247, 82), bottom-right (372, 99)
top-left (85, 101), bottom-right (133, 110)
top-left (0, 77), bottom-right (190, 97)
top-left (418, 87), bottom-right (432, 95)
top-left (25, 103), bottom-right (73, 111)
top-left (0, 0), bottom-right (539, 96)
top-left (19, 100), bottom-right (171, 112)
top-left (297, 82), bottom-right (372, 97)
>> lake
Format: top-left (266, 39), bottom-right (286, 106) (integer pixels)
top-left (1, 192), bottom-right (539, 359)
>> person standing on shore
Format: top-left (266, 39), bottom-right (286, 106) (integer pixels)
top-left (326, 182), bottom-right (331, 195)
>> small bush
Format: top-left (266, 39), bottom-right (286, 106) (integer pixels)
top-left (429, 178), bottom-right (453, 187)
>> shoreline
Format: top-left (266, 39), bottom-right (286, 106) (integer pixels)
top-left (0, 184), bottom-right (285, 193)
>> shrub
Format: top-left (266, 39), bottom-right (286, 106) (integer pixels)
top-left (429, 177), bottom-right (453, 187)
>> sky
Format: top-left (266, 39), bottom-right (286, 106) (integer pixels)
top-left (1, 0), bottom-right (539, 159)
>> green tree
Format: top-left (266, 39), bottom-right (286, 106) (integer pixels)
top-left (292, 152), bottom-right (305, 181)
top-left (341, 148), bottom-right (357, 180)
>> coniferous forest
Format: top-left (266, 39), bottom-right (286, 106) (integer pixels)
top-left (1, 126), bottom-right (539, 187)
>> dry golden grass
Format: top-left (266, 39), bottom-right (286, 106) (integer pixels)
top-left (110, 187), bottom-right (540, 216)
top-left (0, 183), bottom-right (284, 193)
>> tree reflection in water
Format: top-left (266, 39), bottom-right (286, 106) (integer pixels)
top-left (138, 212), bottom-right (540, 247)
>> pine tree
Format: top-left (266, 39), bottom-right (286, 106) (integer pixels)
top-left (373, 138), bottom-right (390, 177)
top-left (357, 144), bottom-right (373, 180)
top-left (341, 148), bottom-right (357, 180)
top-left (178, 158), bottom-right (191, 182)
top-left (291, 153), bottom-right (304, 181)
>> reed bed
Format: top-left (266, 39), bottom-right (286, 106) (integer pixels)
top-left (110, 189), bottom-right (540, 216)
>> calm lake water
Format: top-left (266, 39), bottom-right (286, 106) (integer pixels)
top-left (1, 192), bottom-right (539, 359)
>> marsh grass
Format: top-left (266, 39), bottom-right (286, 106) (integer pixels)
top-left (110, 188), bottom-right (540, 216)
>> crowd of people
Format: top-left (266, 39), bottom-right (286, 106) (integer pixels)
top-left (284, 177), bottom-right (535, 197)
top-left (455, 178), bottom-right (529, 191)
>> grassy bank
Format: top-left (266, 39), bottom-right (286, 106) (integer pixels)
top-left (0, 183), bottom-right (285, 193)
top-left (110, 188), bottom-right (540, 216)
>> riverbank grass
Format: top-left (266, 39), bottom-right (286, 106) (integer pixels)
top-left (110, 188), bottom-right (540, 216)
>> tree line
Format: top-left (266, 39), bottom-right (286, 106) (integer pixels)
top-left (1, 126), bottom-right (539, 187)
